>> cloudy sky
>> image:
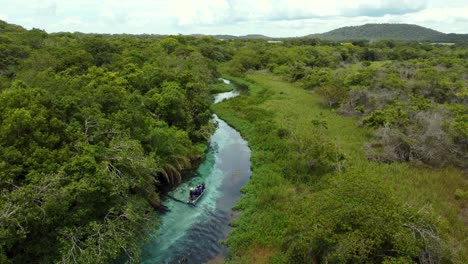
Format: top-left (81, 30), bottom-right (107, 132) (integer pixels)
top-left (1, 0), bottom-right (467, 37)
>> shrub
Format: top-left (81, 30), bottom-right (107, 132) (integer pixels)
top-left (363, 104), bottom-right (409, 128)
top-left (367, 107), bottom-right (460, 167)
top-left (288, 128), bottom-right (345, 181)
top-left (339, 88), bottom-right (396, 116)
top-left (284, 175), bottom-right (446, 263)
top-left (316, 86), bottom-right (348, 108)
top-left (301, 68), bottom-right (332, 89)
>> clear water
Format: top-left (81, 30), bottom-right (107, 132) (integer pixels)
top-left (140, 84), bottom-right (251, 264)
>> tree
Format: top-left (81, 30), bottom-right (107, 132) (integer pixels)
top-left (316, 86), bottom-right (348, 108)
top-left (159, 37), bottom-right (179, 54)
top-left (228, 48), bottom-right (262, 75)
top-left (83, 36), bottom-right (121, 66)
top-left (148, 81), bottom-right (193, 130)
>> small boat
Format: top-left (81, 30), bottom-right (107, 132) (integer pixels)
top-left (187, 184), bottom-right (206, 205)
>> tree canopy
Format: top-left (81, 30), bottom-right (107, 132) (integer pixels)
top-left (0, 21), bottom-right (220, 263)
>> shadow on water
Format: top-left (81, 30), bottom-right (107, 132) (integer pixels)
top-left (140, 79), bottom-right (251, 264)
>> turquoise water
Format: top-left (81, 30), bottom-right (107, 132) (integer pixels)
top-left (140, 86), bottom-right (251, 263)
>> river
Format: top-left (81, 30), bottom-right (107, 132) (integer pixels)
top-left (140, 79), bottom-right (251, 264)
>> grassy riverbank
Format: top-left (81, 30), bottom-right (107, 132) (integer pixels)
top-left (213, 72), bottom-right (467, 263)
top-left (210, 79), bottom-right (234, 94)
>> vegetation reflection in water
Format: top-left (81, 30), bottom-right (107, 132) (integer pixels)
top-left (141, 86), bottom-right (251, 264)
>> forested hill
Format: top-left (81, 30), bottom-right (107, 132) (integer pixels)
top-left (308, 23), bottom-right (468, 42)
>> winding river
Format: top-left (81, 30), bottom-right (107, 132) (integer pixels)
top-left (140, 80), bottom-right (251, 264)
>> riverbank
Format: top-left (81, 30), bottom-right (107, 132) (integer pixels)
top-left (213, 72), bottom-right (468, 263)
top-left (140, 86), bottom-right (252, 263)
top-left (210, 78), bottom-right (234, 94)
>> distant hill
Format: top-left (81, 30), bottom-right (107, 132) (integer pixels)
top-left (212, 34), bottom-right (272, 40)
top-left (307, 23), bottom-right (468, 43)
top-left (238, 34), bottom-right (271, 40)
top-left (208, 34), bottom-right (238, 40)
top-left (0, 20), bottom-right (26, 33)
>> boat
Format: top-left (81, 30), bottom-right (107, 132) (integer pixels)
top-left (187, 184), bottom-right (206, 205)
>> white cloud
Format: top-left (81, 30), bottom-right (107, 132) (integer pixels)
top-left (168, 0), bottom-right (230, 26)
top-left (342, 0), bottom-right (428, 17)
top-left (100, 9), bottom-right (113, 18)
top-left (409, 6), bottom-right (468, 23)
top-left (35, 0), bottom-right (57, 16)
top-left (59, 17), bottom-right (82, 26)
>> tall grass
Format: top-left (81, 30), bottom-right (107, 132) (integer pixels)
top-left (213, 72), bottom-right (467, 263)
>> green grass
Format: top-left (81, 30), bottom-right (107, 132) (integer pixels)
top-left (209, 80), bottom-right (233, 94)
top-left (213, 72), bottom-right (468, 263)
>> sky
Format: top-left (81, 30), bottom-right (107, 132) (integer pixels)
top-left (1, 0), bottom-right (467, 37)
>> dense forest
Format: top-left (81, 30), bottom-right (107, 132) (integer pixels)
top-left (0, 20), bottom-right (222, 263)
top-left (1, 19), bottom-right (467, 263)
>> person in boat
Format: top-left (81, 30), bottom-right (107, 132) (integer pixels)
top-left (201, 182), bottom-right (205, 191)
top-left (189, 187), bottom-right (197, 198)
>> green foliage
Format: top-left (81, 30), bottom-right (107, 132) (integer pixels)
top-left (214, 73), bottom-right (465, 263)
top-left (447, 104), bottom-right (468, 146)
top-left (285, 175), bottom-right (444, 263)
top-left (1, 19), bottom-right (467, 264)
top-left (454, 189), bottom-right (468, 200)
top-left (0, 43), bottom-right (30, 73)
top-left (363, 104), bottom-right (409, 128)
top-left (0, 23), bottom-right (218, 263)
top-left (289, 132), bottom-right (345, 180)
top-left (150, 81), bottom-right (193, 129)
top-left (307, 23), bottom-right (468, 43)
top-left (159, 37), bottom-right (180, 54)
top-left (228, 49), bottom-right (262, 76)
top-left (198, 37), bottom-right (232, 62)
top-left (316, 86), bottom-right (348, 108)
top-left (209, 80), bottom-right (233, 94)
top-left (301, 68), bottom-right (332, 89)
top-left (82, 36), bottom-right (121, 66)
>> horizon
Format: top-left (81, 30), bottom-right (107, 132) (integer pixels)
top-left (3, 20), bottom-right (467, 38)
top-left (1, 0), bottom-right (467, 37)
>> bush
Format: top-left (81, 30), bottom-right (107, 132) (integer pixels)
top-left (288, 129), bottom-right (345, 181)
top-left (316, 86), bottom-right (348, 108)
top-left (339, 88), bottom-right (396, 116)
top-left (301, 68), bottom-right (332, 89)
top-left (363, 104), bottom-right (409, 128)
top-left (367, 107), bottom-right (460, 167)
top-left (285, 174), bottom-right (446, 263)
